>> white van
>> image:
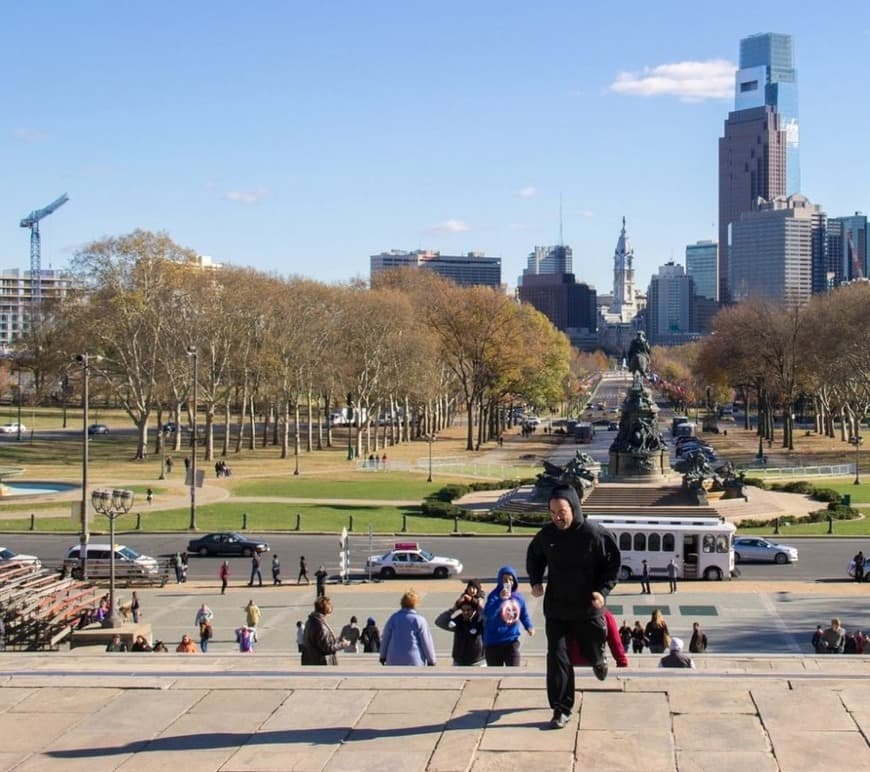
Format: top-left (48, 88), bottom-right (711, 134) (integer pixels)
top-left (63, 543), bottom-right (160, 580)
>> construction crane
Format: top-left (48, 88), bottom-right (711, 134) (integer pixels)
top-left (20, 193), bottom-right (69, 306)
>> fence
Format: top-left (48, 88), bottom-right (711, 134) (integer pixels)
top-left (737, 463), bottom-right (854, 479)
top-left (355, 457), bottom-right (537, 480)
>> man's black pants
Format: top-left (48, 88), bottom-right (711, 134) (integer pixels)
top-left (545, 615), bottom-right (606, 717)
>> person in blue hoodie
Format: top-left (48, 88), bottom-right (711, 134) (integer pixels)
top-left (482, 565), bottom-right (535, 666)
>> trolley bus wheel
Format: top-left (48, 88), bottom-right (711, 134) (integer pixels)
top-left (704, 566), bottom-right (723, 581)
top-left (618, 566), bottom-right (632, 582)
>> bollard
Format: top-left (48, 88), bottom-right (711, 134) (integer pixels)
top-left (453, 515), bottom-right (459, 534)
top-left (401, 514), bottom-right (408, 533)
top-left (508, 514), bottom-right (513, 534)
top-left (348, 515), bottom-right (354, 532)
top-left (136, 513), bottom-right (142, 530)
top-left (242, 512), bottom-right (248, 530)
top-left (773, 517), bottom-right (779, 535)
top-left (295, 512), bottom-right (302, 531)
top-left (29, 513), bottom-right (35, 531)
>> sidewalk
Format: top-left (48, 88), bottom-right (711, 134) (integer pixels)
top-left (0, 653), bottom-right (868, 770)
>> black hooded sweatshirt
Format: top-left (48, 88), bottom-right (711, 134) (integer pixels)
top-left (526, 485), bottom-right (621, 620)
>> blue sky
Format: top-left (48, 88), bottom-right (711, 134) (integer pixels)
top-left (3, 1), bottom-right (869, 294)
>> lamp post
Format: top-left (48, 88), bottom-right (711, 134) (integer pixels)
top-left (853, 434), bottom-right (864, 486)
top-left (75, 353), bottom-right (101, 580)
top-left (187, 347), bottom-right (198, 530)
top-left (91, 488), bottom-right (134, 628)
top-left (427, 433), bottom-right (437, 483)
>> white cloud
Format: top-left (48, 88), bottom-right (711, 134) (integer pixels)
top-left (577, 209), bottom-right (595, 218)
top-left (516, 186), bottom-right (537, 199)
top-left (609, 59), bottom-right (736, 102)
top-left (223, 187), bottom-right (270, 204)
top-left (14, 128), bottom-right (48, 142)
top-left (428, 219), bottom-right (471, 233)
top-left (509, 223), bottom-right (533, 231)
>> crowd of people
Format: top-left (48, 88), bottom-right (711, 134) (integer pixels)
top-left (813, 618), bottom-right (866, 654)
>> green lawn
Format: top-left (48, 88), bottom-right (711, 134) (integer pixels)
top-left (228, 474), bottom-right (443, 500)
top-left (9, 501), bottom-right (538, 535)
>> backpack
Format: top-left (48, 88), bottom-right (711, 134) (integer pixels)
top-left (200, 622), bottom-right (213, 640)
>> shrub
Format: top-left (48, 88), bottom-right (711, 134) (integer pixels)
top-left (420, 500), bottom-right (463, 518)
top-left (811, 487), bottom-right (843, 503)
top-left (774, 481), bottom-right (815, 495)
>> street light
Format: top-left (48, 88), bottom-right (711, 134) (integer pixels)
top-left (852, 434), bottom-right (864, 486)
top-left (91, 488), bottom-right (134, 628)
top-left (75, 353), bottom-right (101, 580)
top-left (187, 347), bottom-right (198, 530)
top-left (427, 433), bottom-right (437, 483)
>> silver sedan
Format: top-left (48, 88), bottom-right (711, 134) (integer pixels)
top-left (733, 537), bottom-right (799, 564)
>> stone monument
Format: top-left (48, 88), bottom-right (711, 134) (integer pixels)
top-left (608, 331), bottom-right (669, 480)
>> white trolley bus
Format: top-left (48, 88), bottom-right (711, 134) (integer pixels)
top-left (588, 514), bottom-right (736, 581)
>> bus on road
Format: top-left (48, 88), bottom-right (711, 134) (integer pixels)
top-left (589, 514), bottom-right (735, 581)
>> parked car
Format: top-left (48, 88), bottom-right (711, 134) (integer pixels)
top-left (0, 423), bottom-right (26, 434)
top-left (63, 543), bottom-right (159, 579)
top-left (162, 422), bottom-right (190, 433)
top-left (366, 542), bottom-right (463, 579)
top-left (87, 423), bottom-right (109, 436)
top-left (187, 532), bottom-right (270, 557)
top-left (0, 546), bottom-right (42, 570)
top-left (733, 537), bottom-right (799, 564)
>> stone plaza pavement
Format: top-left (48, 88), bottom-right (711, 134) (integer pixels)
top-left (0, 653), bottom-right (869, 771)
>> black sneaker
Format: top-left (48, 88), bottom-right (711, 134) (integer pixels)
top-left (549, 712), bottom-right (569, 729)
top-left (593, 661), bottom-right (609, 681)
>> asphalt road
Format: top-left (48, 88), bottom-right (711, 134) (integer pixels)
top-left (5, 533), bottom-right (866, 586)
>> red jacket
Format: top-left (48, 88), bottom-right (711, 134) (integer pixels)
top-left (568, 608), bottom-right (629, 667)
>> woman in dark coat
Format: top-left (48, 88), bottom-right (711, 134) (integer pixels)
top-left (301, 596), bottom-right (347, 665)
top-left (360, 617), bottom-right (381, 653)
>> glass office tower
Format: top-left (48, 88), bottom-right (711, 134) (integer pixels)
top-left (734, 32), bottom-right (800, 194)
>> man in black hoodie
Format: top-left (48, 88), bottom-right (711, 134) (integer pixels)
top-left (527, 484), bottom-right (620, 730)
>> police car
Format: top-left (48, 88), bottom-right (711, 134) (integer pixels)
top-left (366, 542), bottom-right (463, 579)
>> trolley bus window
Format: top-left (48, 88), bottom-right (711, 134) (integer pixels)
top-left (619, 533), bottom-right (631, 552)
top-left (716, 535), bottom-right (729, 553)
top-left (662, 533), bottom-right (675, 552)
top-left (633, 533), bottom-right (646, 551)
top-left (702, 534), bottom-right (715, 553)
top-left (648, 533), bottom-right (661, 551)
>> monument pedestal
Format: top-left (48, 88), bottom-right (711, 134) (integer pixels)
top-left (608, 449), bottom-right (668, 481)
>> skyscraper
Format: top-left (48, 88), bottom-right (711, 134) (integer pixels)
top-left (719, 32), bottom-right (798, 304)
top-left (736, 33), bottom-right (800, 195)
top-left (685, 241), bottom-right (718, 302)
top-left (646, 262), bottom-right (696, 346)
top-left (520, 245), bottom-right (573, 286)
top-left (730, 194), bottom-right (825, 309)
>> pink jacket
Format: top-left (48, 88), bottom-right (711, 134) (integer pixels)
top-left (568, 608), bottom-right (629, 667)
